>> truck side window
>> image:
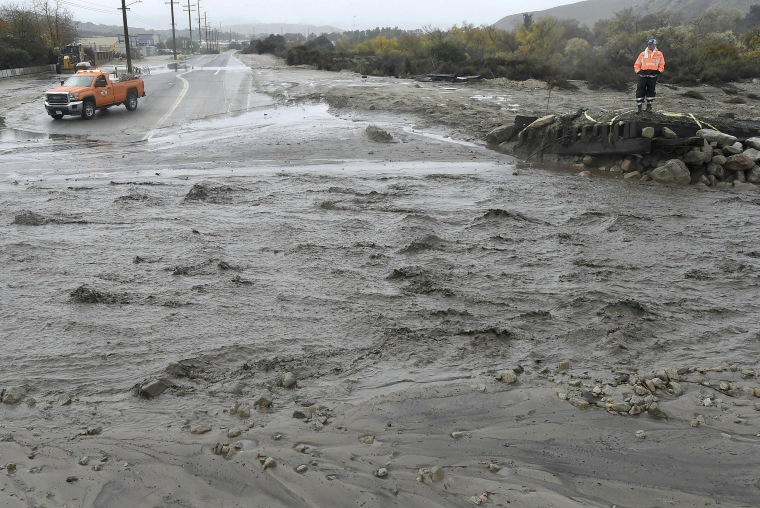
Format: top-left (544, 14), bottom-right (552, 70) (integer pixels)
top-left (96, 76), bottom-right (106, 87)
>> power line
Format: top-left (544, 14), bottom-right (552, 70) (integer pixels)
top-left (61, 0), bottom-right (169, 31)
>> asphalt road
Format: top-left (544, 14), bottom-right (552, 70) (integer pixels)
top-left (15, 51), bottom-right (263, 143)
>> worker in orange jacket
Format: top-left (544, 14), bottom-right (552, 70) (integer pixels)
top-left (634, 38), bottom-right (665, 113)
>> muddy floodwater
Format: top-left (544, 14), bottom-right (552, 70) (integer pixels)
top-left (1, 54), bottom-right (759, 436)
top-left (2, 120), bottom-right (759, 431)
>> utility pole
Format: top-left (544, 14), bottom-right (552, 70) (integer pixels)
top-left (118, 0), bottom-right (141, 74)
top-left (204, 12), bottom-right (209, 53)
top-left (197, 1), bottom-right (202, 53)
top-left (183, 0), bottom-right (195, 54)
top-left (166, 0), bottom-right (178, 62)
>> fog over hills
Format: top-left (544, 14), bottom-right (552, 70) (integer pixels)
top-left (77, 21), bottom-right (343, 39)
top-left (77, 0), bottom-right (755, 39)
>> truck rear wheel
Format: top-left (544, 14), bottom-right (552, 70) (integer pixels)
top-left (81, 100), bottom-right (96, 120)
top-left (125, 92), bottom-right (138, 111)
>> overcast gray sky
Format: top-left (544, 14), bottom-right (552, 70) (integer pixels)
top-left (58, 0), bottom-right (580, 32)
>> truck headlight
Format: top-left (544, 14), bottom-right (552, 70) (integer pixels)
top-left (68, 93), bottom-right (78, 101)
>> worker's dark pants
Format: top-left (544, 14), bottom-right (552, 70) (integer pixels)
top-left (636, 75), bottom-right (658, 105)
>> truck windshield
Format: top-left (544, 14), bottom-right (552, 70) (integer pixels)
top-left (62, 76), bottom-right (95, 87)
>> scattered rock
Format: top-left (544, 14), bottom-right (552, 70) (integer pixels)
top-left (498, 370), bottom-right (518, 384)
top-left (262, 457), bottom-right (276, 470)
top-left (281, 372), bottom-right (297, 389)
top-left (254, 395), bottom-right (273, 409)
top-left (359, 435), bottom-right (375, 445)
top-left (296, 465), bottom-right (308, 473)
top-left (86, 426), bottom-right (102, 436)
top-left (417, 466), bottom-right (445, 483)
top-left (1, 387), bottom-right (27, 405)
top-left (374, 467), bottom-right (388, 478)
top-left (569, 397), bottom-right (590, 410)
top-left (190, 424), bottom-right (212, 435)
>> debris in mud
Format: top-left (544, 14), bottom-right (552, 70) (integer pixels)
top-left (365, 125), bottom-right (394, 143)
top-left (399, 234), bottom-right (448, 254)
top-left (12, 210), bottom-right (50, 226)
top-left (480, 208), bottom-right (549, 224)
top-left (134, 378), bottom-right (174, 399)
top-left (70, 285), bottom-right (130, 304)
top-left (490, 109), bottom-right (760, 188)
top-left (183, 183), bottom-right (239, 203)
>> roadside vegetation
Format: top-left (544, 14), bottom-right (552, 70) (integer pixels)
top-left (0, 0), bottom-right (77, 69)
top-left (3, 0), bottom-right (760, 90)
top-left (243, 6), bottom-right (760, 89)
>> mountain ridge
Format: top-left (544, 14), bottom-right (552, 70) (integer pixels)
top-left (493, 0), bottom-right (756, 30)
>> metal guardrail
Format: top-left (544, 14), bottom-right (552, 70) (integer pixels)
top-left (0, 64), bottom-right (57, 79)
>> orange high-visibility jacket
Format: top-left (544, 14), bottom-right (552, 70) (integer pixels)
top-left (634, 47), bottom-right (665, 74)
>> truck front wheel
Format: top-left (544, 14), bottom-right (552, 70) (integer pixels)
top-left (81, 100), bottom-right (96, 120)
top-left (125, 92), bottom-right (138, 111)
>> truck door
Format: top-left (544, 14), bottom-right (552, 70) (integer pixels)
top-left (94, 75), bottom-right (113, 107)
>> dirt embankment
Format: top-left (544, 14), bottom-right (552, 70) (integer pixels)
top-left (235, 53), bottom-right (760, 144)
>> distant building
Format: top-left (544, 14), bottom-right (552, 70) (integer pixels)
top-left (77, 36), bottom-right (118, 66)
top-left (137, 33), bottom-right (161, 46)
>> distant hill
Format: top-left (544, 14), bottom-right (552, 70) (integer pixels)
top-left (77, 21), bottom-right (342, 39)
top-left (493, 0), bottom-right (756, 30)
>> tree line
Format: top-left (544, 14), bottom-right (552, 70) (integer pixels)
top-left (245, 5), bottom-right (760, 89)
top-left (1, 0), bottom-right (77, 69)
top-left (3, 1), bottom-right (760, 89)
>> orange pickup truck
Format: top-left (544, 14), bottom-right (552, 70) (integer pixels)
top-left (44, 69), bottom-right (146, 120)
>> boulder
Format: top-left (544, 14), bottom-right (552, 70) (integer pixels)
top-left (723, 142), bottom-right (743, 155)
top-left (742, 148), bottom-right (760, 162)
top-left (526, 115), bottom-right (556, 130)
top-left (486, 124), bottom-right (518, 144)
top-left (134, 378), bottom-right (173, 399)
top-left (683, 149), bottom-right (710, 166)
top-left (707, 162), bottom-right (725, 179)
top-left (712, 154), bottom-right (727, 166)
top-left (651, 159), bottom-right (691, 185)
top-left (725, 154), bottom-right (755, 172)
top-left (697, 129), bottom-right (737, 146)
top-left (1, 387), bottom-right (27, 405)
top-left (747, 165), bottom-right (760, 184)
top-left (662, 127), bottom-right (677, 139)
top-left (745, 137), bottom-right (760, 150)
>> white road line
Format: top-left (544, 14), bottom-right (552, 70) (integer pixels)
top-left (142, 71), bottom-right (192, 141)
